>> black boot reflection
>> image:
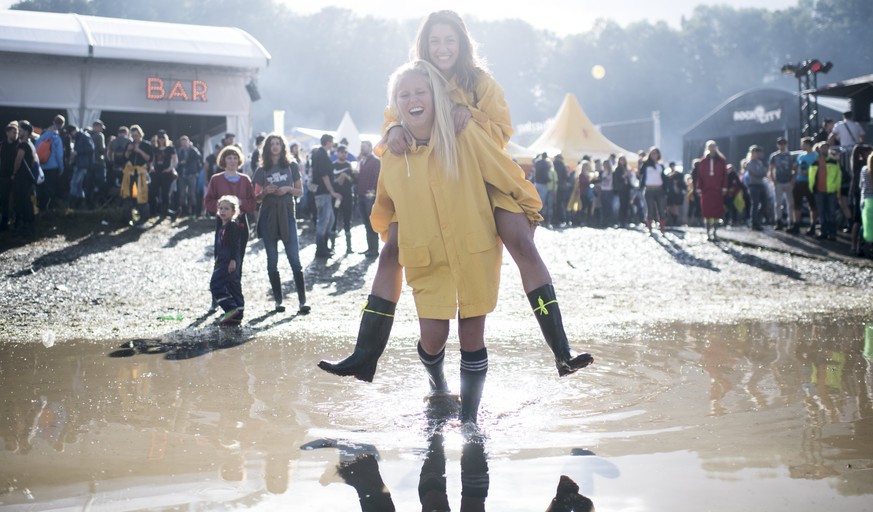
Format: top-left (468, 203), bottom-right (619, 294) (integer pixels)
top-left (460, 438), bottom-right (489, 512)
top-left (337, 453), bottom-right (396, 512)
top-left (418, 428), bottom-right (490, 512)
top-left (418, 433), bottom-right (450, 511)
top-left (545, 475), bottom-right (594, 512)
top-left (301, 438), bottom-right (396, 512)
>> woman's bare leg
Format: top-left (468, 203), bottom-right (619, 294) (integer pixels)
top-left (494, 208), bottom-right (593, 376)
top-left (494, 208), bottom-right (550, 293)
top-left (370, 223), bottom-right (402, 301)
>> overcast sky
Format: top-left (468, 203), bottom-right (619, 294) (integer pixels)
top-left (3, 0), bottom-right (801, 34)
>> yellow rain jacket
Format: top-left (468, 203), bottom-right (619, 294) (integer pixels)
top-left (120, 163), bottom-right (149, 205)
top-left (382, 72), bottom-right (531, 221)
top-left (371, 124), bottom-right (542, 320)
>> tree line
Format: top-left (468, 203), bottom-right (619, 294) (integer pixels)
top-left (11, 0), bottom-right (873, 154)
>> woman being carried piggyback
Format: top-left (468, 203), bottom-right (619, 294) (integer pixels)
top-left (319, 10), bottom-right (594, 385)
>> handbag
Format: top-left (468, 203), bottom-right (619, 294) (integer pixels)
top-left (23, 158), bottom-right (45, 185)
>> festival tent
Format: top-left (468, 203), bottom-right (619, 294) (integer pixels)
top-left (681, 87), bottom-right (846, 171)
top-left (0, 10), bottom-right (270, 150)
top-left (505, 140), bottom-right (539, 172)
top-left (335, 111), bottom-right (362, 154)
top-left (290, 112), bottom-right (379, 153)
top-left (526, 93), bottom-right (636, 163)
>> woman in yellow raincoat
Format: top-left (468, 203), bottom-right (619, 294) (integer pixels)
top-left (319, 11), bottom-right (593, 387)
top-left (368, 59), bottom-right (542, 423)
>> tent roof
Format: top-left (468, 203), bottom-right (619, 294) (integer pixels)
top-left (813, 73), bottom-right (873, 101)
top-left (682, 87), bottom-right (847, 138)
top-left (335, 111), bottom-right (362, 154)
top-left (506, 140), bottom-right (539, 159)
top-left (0, 10), bottom-right (270, 70)
top-left (527, 93), bottom-right (635, 162)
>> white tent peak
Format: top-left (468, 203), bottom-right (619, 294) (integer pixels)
top-left (335, 111), bottom-right (361, 155)
top-left (528, 93), bottom-right (634, 162)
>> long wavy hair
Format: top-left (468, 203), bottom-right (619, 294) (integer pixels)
top-left (388, 60), bottom-right (458, 180)
top-left (412, 10), bottom-right (488, 95)
top-left (260, 133), bottom-right (293, 170)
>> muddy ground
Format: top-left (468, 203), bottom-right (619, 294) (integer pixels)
top-left (2, 212), bottom-right (873, 511)
top-left (1, 211), bottom-right (872, 344)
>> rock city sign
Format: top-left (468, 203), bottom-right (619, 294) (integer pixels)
top-left (733, 105), bottom-right (782, 125)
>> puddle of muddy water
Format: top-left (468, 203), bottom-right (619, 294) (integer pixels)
top-left (1, 318), bottom-right (872, 511)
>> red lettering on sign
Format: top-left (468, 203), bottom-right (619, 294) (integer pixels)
top-left (192, 80), bottom-right (208, 102)
top-left (168, 81), bottom-right (190, 101)
top-left (146, 77), bottom-right (209, 102)
top-left (147, 77), bottom-right (165, 100)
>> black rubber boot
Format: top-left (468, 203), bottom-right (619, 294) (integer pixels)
top-left (527, 284), bottom-right (594, 376)
top-left (459, 348), bottom-right (487, 424)
top-left (268, 271), bottom-right (284, 312)
top-left (418, 343), bottom-right (449, 394)
top-left (345, 230), bottom-right (353, 254)
top-left (317, 295), bottom-right (396, 382)
top-left (293, 270), bottom-right (310, 314)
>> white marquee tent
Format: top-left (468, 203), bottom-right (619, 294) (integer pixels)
top-left (0, 10), bottom-right (270, 148)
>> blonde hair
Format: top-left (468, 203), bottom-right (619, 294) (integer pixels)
top-left (217, 195), bottom-right (240, 219)
top-left (703, 139), bottom-right (725, 160)
top-left (155, 132), bottom-right (171, 147)
top-left (387, 59), bottom-right (458, 180)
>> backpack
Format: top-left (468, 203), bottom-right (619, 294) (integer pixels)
top-left (36, 133), bottom-right (55, 164)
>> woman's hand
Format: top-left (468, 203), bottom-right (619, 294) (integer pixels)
top-left (452, 105), bottom-right (472, 135)
top-left (386, 125), bottom-right (413, 155)
top-left (228, 260), bottom-right (237, 273)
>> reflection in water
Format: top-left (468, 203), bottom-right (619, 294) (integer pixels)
top-left (545, 475), bottom-right (595, 512)
top-left (303, 431), bottom-right (594, 511)
top-left (1, 319), bottom-right (872, 509)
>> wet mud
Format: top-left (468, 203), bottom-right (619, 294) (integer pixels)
top-left (2, 220), bottom-right (873, 510)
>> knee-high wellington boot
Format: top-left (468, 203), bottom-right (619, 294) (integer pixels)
top-left (418, 343), bottom-right (449, 394)
top-left (317, 295), bottom-right (396, 382)
top-left (292, 270), bottom-right (311, 314)
top-left (459, 348), bottom-right (488, 424)
top-left (269, 271), bottom-right (284, 312)
top-left (527, 284), bottom-right (594, 376)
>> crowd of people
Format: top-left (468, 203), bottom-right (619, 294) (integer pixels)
top-left (526, 110), bottom-right (870, 252)
top-left (3, 111), bottom-right (868, 257)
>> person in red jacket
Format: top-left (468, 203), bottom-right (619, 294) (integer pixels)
top-left (696, 140), bottom-right (729, 241)
top-left (205, 145), bottom-right (256, 272)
